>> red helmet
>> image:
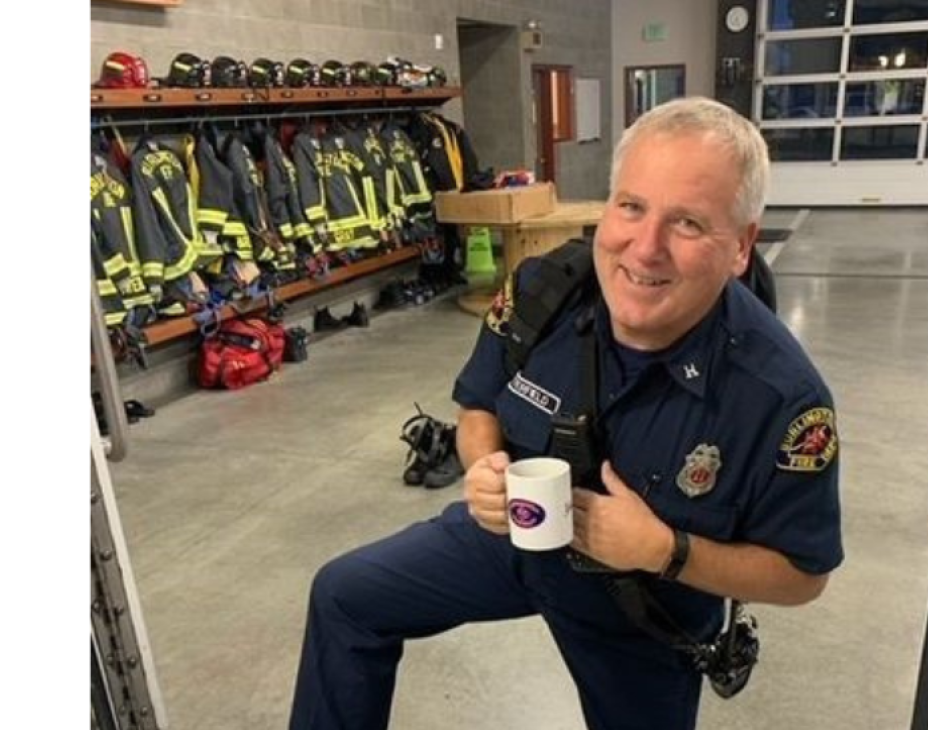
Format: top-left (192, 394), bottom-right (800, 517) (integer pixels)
top-left (96, 51), bottom-right (150, 89)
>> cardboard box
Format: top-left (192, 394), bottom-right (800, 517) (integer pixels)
top-left (433, 183), bottom-right (557, 225)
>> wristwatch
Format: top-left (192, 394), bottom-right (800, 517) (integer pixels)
top-left (659, 528), bottom-right (691, 581)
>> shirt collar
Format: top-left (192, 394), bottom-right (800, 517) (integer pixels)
top-left (593, 293), bottom-right (724, 399)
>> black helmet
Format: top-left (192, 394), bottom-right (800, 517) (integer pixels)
top-left (167, 52), bottom-right (210, 88)
top-left (348, 61), bottom-right (374, 86)
top-left (319, 59), bottom-right (345, 87)
top-left (285, 58), bottom-right (320, 88)
top-left (427, 66), bottom-right (448, 87)
top-left (249, 58), bottom-right (285, 87)
top-left (372, 61), bottom-right (398, 86)
top-left (210, 56), bottom-right (248, 88)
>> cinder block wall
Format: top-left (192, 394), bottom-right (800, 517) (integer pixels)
top-left (459, 23), bottom-right (523, 173)
top-left (91, 0), bottom-right (614, 200)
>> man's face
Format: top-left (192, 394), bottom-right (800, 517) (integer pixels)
top-left (593, 131), bottom-right (756, 350)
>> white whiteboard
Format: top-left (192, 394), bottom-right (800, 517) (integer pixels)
top-left (576, 78), bottom-right (601, 142)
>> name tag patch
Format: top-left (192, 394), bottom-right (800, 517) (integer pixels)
top-left (508, 373), bottom-right (561, 415)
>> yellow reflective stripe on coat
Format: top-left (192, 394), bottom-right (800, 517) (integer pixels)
top-left (197, 208), bottom-right (228, 229)
top-left (97, 278), bottom-right (119, 296)
top-left (430, 114), bottom-right (463, 189)
top-left (103, 253), bottom-right (130, 278)
top-left (222, 219), bottom-right (248, 237)
top-left (105, 310), bottom-right (129, 327)
top-left (183, 135), bottom-right (201, 203)
top-left (152, 190), bottom-right (199, 279)
top-left (142, 261), bottom-right (165, 283)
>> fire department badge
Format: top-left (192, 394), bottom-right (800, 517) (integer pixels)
top-left (676, 443), bottom-right (722, 498)
top-left (776, 407), bottom-right (838, 472)
top-left (485, 275), bottom-right (514, 336)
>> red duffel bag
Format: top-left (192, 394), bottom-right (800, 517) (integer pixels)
top-left (198, 317), bottom-right (286, 390)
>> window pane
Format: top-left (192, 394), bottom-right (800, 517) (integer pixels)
top-left (762, 128), bottom-right (835, 161)
top-left (840, 125), bottom-right (920, 159)
top-left (767, 0), bottom-right (846, 30)
top-left (844, 79), bottom-right (926, 115)
top-left (853, 0), bottom-right (928, 25)
top-left (762, 83), bottom-right (839, 119)
top-left (849, 32), bottom-right (928, 71)
top-left (765, 38), bottom-right (843, 75)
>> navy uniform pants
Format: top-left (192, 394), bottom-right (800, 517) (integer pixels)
top-left (288, 501), bottom-right (702, 730)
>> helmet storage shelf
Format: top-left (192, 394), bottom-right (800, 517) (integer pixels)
top-left (91, 0), bottom-right (182, 6)
top-left (91, 85), bottom-right (461, 111)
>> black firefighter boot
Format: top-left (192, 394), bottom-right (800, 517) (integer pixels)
top-left (314, 306), bottom-right (346, 332)
top-left (342, 301), bottom-right (370, 328)
top-left (423, 425), bottom-right (464, 489)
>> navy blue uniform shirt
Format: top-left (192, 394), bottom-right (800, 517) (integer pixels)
top-left (453, 260), bottom-right (843, 628)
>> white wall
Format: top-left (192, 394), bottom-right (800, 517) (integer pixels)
top-left (611, 0), bottom-right (718, 144)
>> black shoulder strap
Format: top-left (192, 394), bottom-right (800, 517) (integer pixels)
top-left (505, 237), bottom-right (596, 375)
top-left (740, 247), bottom-right (777, 314)
top-left (505, 238), bottom-right (777, 377)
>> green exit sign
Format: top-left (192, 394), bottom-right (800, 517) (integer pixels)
top-left (643, 22), bottom-right (667, 42)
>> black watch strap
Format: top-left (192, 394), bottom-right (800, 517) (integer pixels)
top-left (659, 529), bottom-right (690, 581)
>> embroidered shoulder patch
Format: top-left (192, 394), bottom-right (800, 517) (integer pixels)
top-left (485, 275), bottom-right (514, 336)
top-left (776, 407), bottom-right (838, 472)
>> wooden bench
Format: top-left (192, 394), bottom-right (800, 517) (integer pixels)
top-left (142, 246), bottom-right (419, 346)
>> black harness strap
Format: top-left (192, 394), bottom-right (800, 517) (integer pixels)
top-left (571, 295), bottom-right (718, 657)
top-left (602, 574), bottom-right (701, 651)
top-left (577, 306), bottom-right (598, 425)
top-left (505, 238), bottom-right (595, 376)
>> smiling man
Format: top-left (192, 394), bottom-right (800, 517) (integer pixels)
top-left (288, 96), bottom-right (843, 730)
top-left (594, 122), bottom-right (756, 352)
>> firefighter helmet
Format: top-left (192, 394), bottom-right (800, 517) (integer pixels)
top-left (371, 60), bottom-right (398, 86)
top-left (348, 61), bottom-right (374, 86)
top-left (210, 56), bottom-right (248, 88)
top-left (427, 66), bottom-right (448, 87)
top-left (319, 60), bottom-right (345, 87)
top-left (96, 51), bottom-right (150, 89)
top-left (285, 58), bottom-right (320, 88)
top-left (249, 58), bottom-right (285, 87)
top-left (167, 52), bottom-right (210, 88)
top-left (395, 60), bottom-right (429, 89)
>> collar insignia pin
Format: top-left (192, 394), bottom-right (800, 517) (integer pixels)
top-left (683, 363), bottom-right (700, 380)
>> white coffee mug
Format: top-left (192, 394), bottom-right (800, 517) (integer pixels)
top-left (505, 457), bottom-right (573, 551)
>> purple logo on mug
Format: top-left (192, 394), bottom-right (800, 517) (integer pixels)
top-left (509, 498), bottom-right (546, 528)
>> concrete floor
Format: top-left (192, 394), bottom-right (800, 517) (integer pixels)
top-left (107, 208), bottom-right (928, 730)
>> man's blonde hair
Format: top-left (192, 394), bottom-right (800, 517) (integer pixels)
top-left (610, 96), bottom-right (771, 227)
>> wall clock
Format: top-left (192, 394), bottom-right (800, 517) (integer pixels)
top-left (725, 5), bottom-right (751, 33)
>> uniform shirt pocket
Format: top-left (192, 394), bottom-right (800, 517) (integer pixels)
top-left (646, 488), bottom-right (739, 541)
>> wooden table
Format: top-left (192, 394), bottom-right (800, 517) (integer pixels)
top-left (497, 199), bottom-right (604, 273)
top-left (451, 200), bottom-right (605, 316)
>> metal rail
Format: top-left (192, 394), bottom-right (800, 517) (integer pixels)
top-left (91, 275), bottom-right (129, 461)
top-left (91, 414), bottom-right (168, 729)
top-left (91, 103), bottom-right (438, 130)
top-left (913, 608), bottom-right (928, 730)
top-left (91, 276), bottom-right (168, 728)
